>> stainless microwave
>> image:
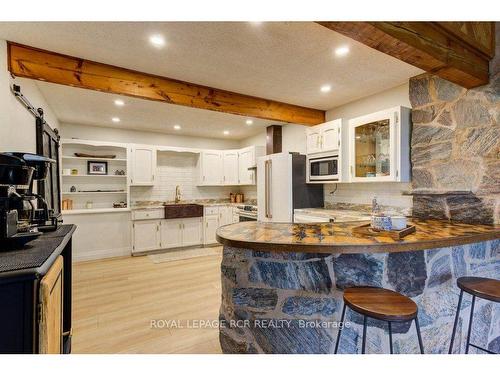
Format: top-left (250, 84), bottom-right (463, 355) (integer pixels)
top-left (308, 155), bottom-right (339, 181)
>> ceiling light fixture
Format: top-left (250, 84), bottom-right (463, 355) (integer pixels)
top-left (246, 119), bottom-right (253, 125)
top-left (111, 117), bottom-right (120, 123)
top-left (173, 124), bottom-right (181, 130)
top-left (149, 34), bottom-right (166, 48)
top-left (114, 99), bottom-right (124, 107)
top-left (335, 46), bottom-right (350, 57)
top-left (320, 85), bottom-right (332, 93)
top-left (223, 130), bottom-right (229, 135)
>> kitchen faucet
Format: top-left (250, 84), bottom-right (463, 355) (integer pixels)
top-left (175, 185), bottom-right (182, 203)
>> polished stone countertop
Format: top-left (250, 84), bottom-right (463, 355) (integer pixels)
top-left (294, 208), bottom-right (372, 221)
top-left (216, 219), bottom-right (500, 254)
top-left (131, 200), bottom-right (253, 210)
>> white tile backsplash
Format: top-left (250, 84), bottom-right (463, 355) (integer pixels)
top-left (324, 182), bottom-right (412, 212)
top-left (131, 152), bottom-right (236, 203)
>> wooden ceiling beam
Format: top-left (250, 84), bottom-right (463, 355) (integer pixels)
top-left (317, 22), bottom-right (494, 89)
top-left (7, 42), bottom-right (325, 126)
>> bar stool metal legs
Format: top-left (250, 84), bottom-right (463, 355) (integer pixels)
top-left (415, 317), bottom-right (424, 354)
top-left (388, 322), bottom-right (393, 354)
top-left (449, 277), bottom-right (500, 354)
top-left (334, 303), bottom-right (347, 354)
top-left (361, 316), bottom-right (367, 354)
top-left (334, 303), bottom-right (425, 354)
top-left (465, 295), bottom-right (476, 354)
top-left (449, 290), bottom-right (464, 354)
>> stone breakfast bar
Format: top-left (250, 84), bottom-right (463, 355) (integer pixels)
top-left (216, 219), bottom-right (500, 354)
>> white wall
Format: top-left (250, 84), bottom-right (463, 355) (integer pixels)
top-left (131, 151), bottom-right (236, 204)
top-left (238, 123), bottom-right (308, 200)
top-left (239, 123), bottom-right (308, 154)
top-left (0, 39), bottom-right (60, 152)
top-left (325, 82), bottom-right (412, 213)
top-left (325, 83), bottom-right (410, 121)
top-left (61, 123), bottom-right (240, 149)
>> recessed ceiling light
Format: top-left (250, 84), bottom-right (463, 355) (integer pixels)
top-left (335, 46), bottom-right (350, 57)
top-left (149, 34), bottom-right (166, 48)
top-left (173, 124), bottom-right (181, 130)
top-left (320, 85), bottom-right (332, 93)
top-left (114, 99), bottom-right (124, 106)
top-left (246, 119), bottom-right (253, 125)
top-left (111, 117), bottom-right (120, 123)
top-left (223, 130), bottom-right (229, 135)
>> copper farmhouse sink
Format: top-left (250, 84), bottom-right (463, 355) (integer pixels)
top-left (164, 204), bottom-right (203, 219)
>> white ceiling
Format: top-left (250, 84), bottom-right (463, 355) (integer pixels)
top-left (0, 22), bottom-right (422, 140)
top-left (35, 81), bottom-right (283, 140)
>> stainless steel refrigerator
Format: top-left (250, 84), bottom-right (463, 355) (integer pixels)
top-left (257, 153), bottom-right (324, 222)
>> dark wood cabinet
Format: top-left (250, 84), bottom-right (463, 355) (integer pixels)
top-left (0, 225), bottom-right (75, 353)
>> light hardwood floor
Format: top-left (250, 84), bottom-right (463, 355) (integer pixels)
top-left (72, 250), bottom-right (223, 353)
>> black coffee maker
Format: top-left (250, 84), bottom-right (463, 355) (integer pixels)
top-left (0, 153), bottom-right (41, 246)
top-left (5, 153), bottom-right (59, 230)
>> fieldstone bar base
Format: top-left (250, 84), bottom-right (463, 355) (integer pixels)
top-left (219, 240), bottom-right (500, 354)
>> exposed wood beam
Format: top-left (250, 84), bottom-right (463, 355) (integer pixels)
top-left (317, 22), bottom-right (494, 89)
top-left (7, 42), bottom-right (325, 126)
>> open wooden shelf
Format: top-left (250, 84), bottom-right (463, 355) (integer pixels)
top-left (62, 156), bottom-right (127, 162)
top-left (62, 208), bottom-right (130, 215)
top-left (62, 191), bottom-right (127, 195)
top-left (62, 174), bottom-right (127, 178)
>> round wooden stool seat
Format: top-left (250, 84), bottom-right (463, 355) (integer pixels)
top-left (457, 277), bottom-right (500, 303)
top-left (344, 286), bottom-right (418, 322)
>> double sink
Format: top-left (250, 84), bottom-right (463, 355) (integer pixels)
top-left (164, 203), bottom-right (203, 219)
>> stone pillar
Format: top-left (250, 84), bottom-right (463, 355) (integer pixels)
top-left (409, 25), bottom-right (499, 224)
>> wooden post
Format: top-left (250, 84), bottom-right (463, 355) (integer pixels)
top-left (266, 125), bottom-right (282, 155)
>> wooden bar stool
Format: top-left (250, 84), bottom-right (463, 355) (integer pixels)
top-left (335, 286), bottom-right (424, 354)
top-left (449, 276), bottom-right (500, 354)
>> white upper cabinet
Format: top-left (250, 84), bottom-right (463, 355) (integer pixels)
top-left (198, 146), bottom-right (264, 186)
top-left (322, 124), bottom-right (340, 152)
top-left (306, 120), bottom-right (341, 155)
top-left (130, 146), bottom-right (156, 185)
top-left (238, 146), bottom-right (264, 185)
top-left (238, 147), bottom-right (254, 185)
top-left (223, 150), bottom-right (239, 185)
top-left (306, 127), bottom-right (323, 154)
top-left (199, 151), bottom-right (223, 185)
top-left (349, 106), bottom-right (410, 183)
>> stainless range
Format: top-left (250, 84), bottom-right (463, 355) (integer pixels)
top-left (236, 205), bottom-right (257, 221)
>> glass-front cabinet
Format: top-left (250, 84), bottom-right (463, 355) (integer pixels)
top-left (349, 106), bottom-right (410, 182)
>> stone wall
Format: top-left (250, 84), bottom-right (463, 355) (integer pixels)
top-left (410, 27), bottom-right (499, 224)
top-left (219, 242), bottom-right (500, 354)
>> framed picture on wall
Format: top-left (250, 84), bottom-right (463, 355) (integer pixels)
top-left (87, 161), bottom-right (108, 175)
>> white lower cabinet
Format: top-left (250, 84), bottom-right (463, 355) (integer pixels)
top-left (219, 206), bottom-right (234, 226)
top-left (203, 214), bottom-right (219, 245)
top-left (160, 219), bottom-right (183, 249)
top-left (181, 217), bottom-right (204, 247)
top-left (133, 206), bottom-right (237, 252)
top-left (132, 220), bottom-right (161, 253)
top-left (133, 217), bottom-right (202, 253)
top-left (204, 205), bottom-right (239, 245)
